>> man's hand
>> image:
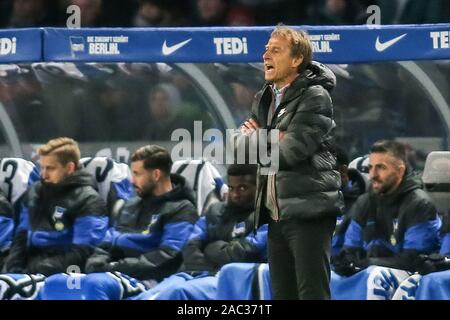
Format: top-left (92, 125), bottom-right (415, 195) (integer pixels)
top-left (331, 249), bottom-right (368, 277)
top-left (240, 118), bottom-right (260, 135)
top-left (416, 253), bottom-right (450, 275)
top-left (279, 131), bottom-right (286, 141)
top-left (28, 258), bottom-right (59, 276)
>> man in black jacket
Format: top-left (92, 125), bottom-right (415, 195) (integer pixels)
top-left (331, 140), bottom-right (441, 299)
top-left (238, 25), bottom-right (343, 299)
top-left (133, 164), bottom-right (267, 300)
top-left (40, 145), bottom-right (198, 300)
top-left (1, 137), bottom-right (108, 299)
top-left (334, 140), bottom-right (441, 273)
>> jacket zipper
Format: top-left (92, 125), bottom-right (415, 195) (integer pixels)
top-left (269, 100), bottom-right (281, 222)
top-left (267, 98), bottom-right (281, 222)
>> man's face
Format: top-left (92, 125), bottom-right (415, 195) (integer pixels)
top-left (228, 175), bottom-right (256, 208)
top-left (263, 35), bottom-right (302, 88)
top-left (131, 160), bottom-right (157, 197)
top-left (40, 155), bottom-right (74, 184)
top-left (369, 152), bottom-right (405, 195)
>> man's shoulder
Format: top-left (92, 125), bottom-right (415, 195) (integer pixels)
top-left (71, 184), bottom-right (103, 201)
top-left (204, 201), bottom-right (226, 220)
top-left (123, 196), bottom-right (142, 208)
top-left (349, 192), bottom-right (371, 218)
top-left (23, 181), bottom-right (42, 203)
top-left (160, 197), bottom-right (197, 217)
top-left (301, 84), bottom-right (331, 100)
top-left (354, 192), bottom-right (370, 205)
top-left (400, 187), bottom-right (435, 210)
top-left (284, 83), bottom-right (332, 113)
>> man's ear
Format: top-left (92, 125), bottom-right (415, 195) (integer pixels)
top-left (153, 168), bottom-right (162, 181)
top-left (66, 161), bottom-right (77, 174)
top-left (292, 55), bottom-right (303, 69)
top-left (398, 163), bottom-right (406, 178)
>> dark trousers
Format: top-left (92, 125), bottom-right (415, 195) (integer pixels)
top-left (268, 217), bottom-right (336, 300)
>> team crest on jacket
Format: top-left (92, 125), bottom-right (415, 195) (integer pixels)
top-left (52, 206), bottom-right (67, 231)
top-left (390, 219), bottom-right (399, 246)
top-left (143, 214), bottom-right (160, 235)
top-left (231, 222), bottom-right (246, 238)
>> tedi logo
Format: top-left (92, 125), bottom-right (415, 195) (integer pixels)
top-left (214, 37), bottom-right (248, 55)
top-left (430, 31), bottom-right (449, 49)
top-left (0, 37), bottom-right (16, 55)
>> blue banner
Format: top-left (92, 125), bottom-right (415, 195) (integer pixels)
top-left (1, 25), bottom-right (450, 63)
top-left (0, 29), bottom-right (42, 62)
top-left (43, 25), bottom-right (450, 63)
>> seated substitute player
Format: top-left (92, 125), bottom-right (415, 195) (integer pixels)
top-left (40, 145), bottom-right (198, 300)
top-left (1, 137), bottom-right (108, 300)
top-left (134, 164), bottom-right (267, 300)
top-left (214, 149), bottom-right (366, 300)
top-left (331, 140), bottom-right (441, 300)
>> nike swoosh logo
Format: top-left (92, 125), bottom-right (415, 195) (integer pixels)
top-left (162, 38), bottom-right (192, 55)
top-left (277, 108), bottom-right (287, 117)
top-left (375, 33), bottom-right (407, 52)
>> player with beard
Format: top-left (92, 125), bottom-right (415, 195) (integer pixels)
top-left (133, 164), bottom-right (268, 300)
top-left (333, 140), bottom-right (441, 278)
top-left (39, 145), bottom-right (198, 300)
top-left (85, 145), bottom-right (198, 292)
